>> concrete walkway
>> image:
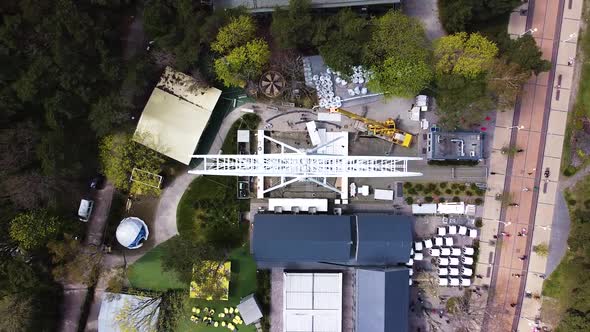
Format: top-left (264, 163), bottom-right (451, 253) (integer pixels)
top-left (404, 0), bottom-right (446, 40)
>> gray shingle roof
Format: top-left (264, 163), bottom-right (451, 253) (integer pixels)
top-left (356, 215), bottom-right (413, 265)
top-left (252, 214), bottom-right (353, 263)
top-left (356, 268), bottom-right (410, 332)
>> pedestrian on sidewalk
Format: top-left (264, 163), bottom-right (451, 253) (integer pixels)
top-left (510, 303), bottom-right (517, 308)
top-left (512, 273), bottom-right (521, 278)
top-left (501, 232), bottom-right (511, 237)
top-left (519, 255), bottom-right (528, 261)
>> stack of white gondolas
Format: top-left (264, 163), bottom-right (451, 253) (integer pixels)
top-left (313, 68), bottom-right (342, 109)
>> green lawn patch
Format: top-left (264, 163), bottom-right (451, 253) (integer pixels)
top-left (127, 242), bottom-right (185, 291)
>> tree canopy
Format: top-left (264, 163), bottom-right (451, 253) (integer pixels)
top-left (271, 0), bottom-right (314, 49)
top-left (10, 210), bottom-right (63, 251)
top-left (213, 39), bottom-right (270, 88)
top-left (368, 57), bottom-right (433, 98)
top-left (439, 0), bottom-right (520, 33)
top-left (211, 15), bottom-right (257, 55)
top-left (434, 32), bottom-right (498, 78)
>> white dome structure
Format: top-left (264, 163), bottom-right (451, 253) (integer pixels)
top-left (116, 217), bottom-right (149, 249)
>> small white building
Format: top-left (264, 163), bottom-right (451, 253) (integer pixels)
top-left (411, 203), bottom-right (437, 215)
top-left (437, 202), bottom-right (466, 215)
top-left (268, 198), bottom-right (328, 213)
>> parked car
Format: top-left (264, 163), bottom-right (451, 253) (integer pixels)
top-left (78, 199), bottom-right (94, 222)
top-left (439, 268), bottom-right (449, 276)
top-left (429, 248), bottom-right (441, 257)
top-left (440, 248), bottom-right (451, 256)
top-left (90, 174), bottom-right (105, 190)
top-left (460, 278), bottom-right (471, 286)
top-left (449, 257), bottom-right (460, 266)
top-left (461, 267), bottom-right (473, 277)
top-left (463, 247), bottom-right (475, 256)
top-left (434, 237), bottom-right (444, 246)
top-left (414, 241), bottom-right (424, 251)
top-left (451, 248), bottom-right (462, 256)
top-left (462, 256), bottom-right (474, 265)
top-left (414, 252), bottom-right (424, 261)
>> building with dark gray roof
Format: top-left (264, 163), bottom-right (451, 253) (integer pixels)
top-left (252, 214), bottom-right (412, 268)
top-left (427, 132), bottom-right (484, 161)
top-left (252, 214), bottom-right (354, 268)
top-left (356, 268), bottom-right (410, 332)
top-left (356, 214), bottom-right (412, 265)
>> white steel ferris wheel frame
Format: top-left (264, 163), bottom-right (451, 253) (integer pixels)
top-left (189, 130), bottom-right (422, 199)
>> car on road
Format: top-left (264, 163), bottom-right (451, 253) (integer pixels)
top-left (90, 174), bottom-right (105, 190)
top-left (78, 199), bottom-right (94, 222)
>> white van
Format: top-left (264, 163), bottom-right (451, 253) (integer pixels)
top-left (449, 278), bottom-right (460, 286)
top-left (423, 239), bottom-right (434, 249)
top-left (438, 257), bottom-right (449, 266)
top-left (414, 252), bottom-right (424, 261)
top-left (437, 226), bottom-right (447, 236)
top-left (449, 257), bottom-right (460, 266)
top-left (78, 199), bottom-right (94, 222)
top-left (448, 268), bottom-right (460, 276)
top-left (434, 237), bottom-right (444, 246)
top-left (448, 225), bottom-right (458, 235)
top-left (414, 241), bottom-right (424, 251)
top-left (462, 256), bottom-right (474, 265)
top-left (440, 248), bottom-right (451, 256)
top-left (438, 268), bottom-right (449, 276)
top-left (429, 248), bottom-right (441, 257)
top-left (468, 228), bottom-right (478, 238)
top-left (458, 226), bottom-right (468, 235)
top-left (460, 278), bottom-right (471, 286)
top-left (451, 248), bottom-right (462, 256)
top-left (439, 278), bottom-right (449, 286)
top-left (444, 237), bottom-right (454, 246)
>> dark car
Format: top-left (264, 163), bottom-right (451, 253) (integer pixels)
top-left (90, 174), bottom-right (106, 190)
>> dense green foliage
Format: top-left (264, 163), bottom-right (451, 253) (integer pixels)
top-left (434, 32), bottom-right (498, 78)
top-left (10, 210), bottom-right (63, 251)
top-left (271, 0), bottom-right (314, 50)
top-left (439, 0), bottom-right (520, 33)
top-left (542, 178), bottom-right (590, 331)
top-left (365, 11), bottom-right (433, 97)
top-left (313, 9), bottom-right (370, 75)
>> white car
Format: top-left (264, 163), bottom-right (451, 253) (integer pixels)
top-left (458, 226), bottom-right (468, 235)
top-left (437, 226), bottom-right (447, 236)
top-left (461, 267), bottom-right (473, 277)
top-left (414, 252), bottom-right (424, 261)
top-left (414, 241), bottom-right (424, 251)
top-left (429, 248), bottom-right (441, 257)
top-left (439, 268), bottom-right (449, 276)
top-left (409, 278), bottom-right (413, 286)
top-left (448, 225), bottom-right (458, 235)
top-left (468, 228), bottom-right (478, 238)
top-left (460, 278), bottom-right (471, 286)
top-left (448, 268), bottom-right (460, 276)
top-left (409, 268), bottom-right (414, 276)
top-left (462, 256), bottom-right (474, 265)
top-left (463, 247), bottom-right (475, 256)
top-left (438, 257), bottom-right (449, 266)
top-left (406, 258), bottom-right (414, 266)
top-left (444, 237), bottom-right (454, 246)
top-left (434, 237), bottom-right (444, 247)
top-left (449, 257), bottom-right (460, 266)
top-left (439, 278), bottom-right (449, 286)
top-left (451, 248), bottom-right (462, 256)
top-left (423, 239), bottom-right (433, 249)
top-left (449, 278), bottom-right (460, 286)
top-left (441, 248), bottom-right (451, 256)
top-left (78, 199), bottom-right (94, 222)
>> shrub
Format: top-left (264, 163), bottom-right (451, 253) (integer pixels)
top-left (445, 188), bottom-right (453, 195)
top-left (438, 197), bottom-right (446, 203)
top-left (458, 184), bottom-right (466, 191)
top-left (465, 190), bottom-right (473, 196)
top-left (433, 189), bottom-right (442, 196)
top-left (424, 196), bottom-right (434, 203)
top-left (415, 183), bottom-right (424, 191)
top-left (405, 196), bottom-right (414, 205)
top-left (451, 183), bottom-right (459, 189)
top-left (475, 198), bottom-right (484, 205)
top-left (403, 182), bottom-right (412, 189)
top-left (563, 165), bottom-right (577, 176)
top-left (452, 196), bottom-right (461, 202)
top-left (454, 190), bottom-right (461, 195)
top-left (533, 243), bottom-right (549, 257)
top-left (475, 189), bottom-right (485, 196)
top-left (427, 183), bottom-right (436, 191)
top-left (408, 188), bottom-right (418, 195)
top-left (423, 187), bottom-right (433, 194)
top-left (475, 218), bottom-right (483, 228)
top-left (439, 182), bottom-right (448, 189)
top-left (470, 183), bottom-right (478, 191)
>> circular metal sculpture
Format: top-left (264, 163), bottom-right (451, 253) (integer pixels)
top-left (259, 70), bottom-right (285, 98)
top-left (116, 217), bottom-right (149, 249)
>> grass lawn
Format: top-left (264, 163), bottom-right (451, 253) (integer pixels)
top-left (127, 241), bottom-right (185, 291)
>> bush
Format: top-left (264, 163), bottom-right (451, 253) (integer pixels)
top-left (403, 182), bottom-right (412, 189)
top-left (408, 188), bottom-right (418, 195)
top-left (440, 182), bottom-right (448, 189)
top-left (563, 165), bottom-right (577, 176)
top-left (423, 187), bottom-right (433, 194)
top-left (454, 190), bottom-right (461, 195)
top-left (434, 189), bottom-right (442, 196)
top-left (415, 183), bottom-right (424, 191)
top-left (452, 196), bottom-right (461, 202)
top-left (465, 190), bottom-right (473, 196)
top-left (475, 198), bottom-right (484, 205)
top-left (458, 184), bottom-right (467, 191)
top-left (424, 196), bottom-right (434, 203)
top-left (470, 183), bottom-right (478, 191)
top-left (475, 218), bottom-right (483, 228)
top-left (451, 183), bottom-right (459, 189)
top-left (438, 197), bottom-right (446, 203)
top-left (405, 197), bottom-right (414, 205)
top-left (445, 188), bottom-right (453, 195)
top-left (427, 183), bottom-right (436, 191)
top-left (533, 243), bottom-right (549, 257)
top-left (475, 189), bottom-right (485, 196)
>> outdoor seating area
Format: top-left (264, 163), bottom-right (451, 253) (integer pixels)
top-left (190, 261), bottom-right (231, 300)
top-left (190, 306), bottom-right (244, 331)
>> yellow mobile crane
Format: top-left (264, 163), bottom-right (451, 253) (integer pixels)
top-left (330, 108), bottom-right (413, 147)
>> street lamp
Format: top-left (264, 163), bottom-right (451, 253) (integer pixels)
top-left (563, 33), bottom-right (577, 42)
top-left (520, 28), bottom-right (538, 36)
top-left (508, 125), bottom-right (525, 130)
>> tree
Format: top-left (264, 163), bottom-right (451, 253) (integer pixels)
top-left (314, 9), bottom-right (370, 74)
top-left (487, 60), bottom-right (530, 110)
top-left (533, 243), bottom-right (549, 257)
top-left (47, 234), bottom-right (102, 285)
top-left (435, 74), bottom-right (493, 128)
top-left (369, 57), bottom-right (432, 98)
top-left (434, 32), bottom-right (498, 78)
top-left (99, 133), bottom-right (166, 195)
top-left (439, 0), bottom-right (473, 33)
top-left (10, 210), bottom-right (63, 250)
top-left (364, 10), bottom-right (433, 97)
top-left (414, 271), bottom-right (439, 297)
top-left (162, 235), bottom-right (225, 283)
top-left (88, 94), bottom-right (129, 137)
top-left (501, 35), bottom-right (552, 75)
top-left (271, 0), bottom-right (313, 49)
top-left (214, 39), bottom-right (270, 87)
top-left (211, 15), bottom-right (256, 55)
